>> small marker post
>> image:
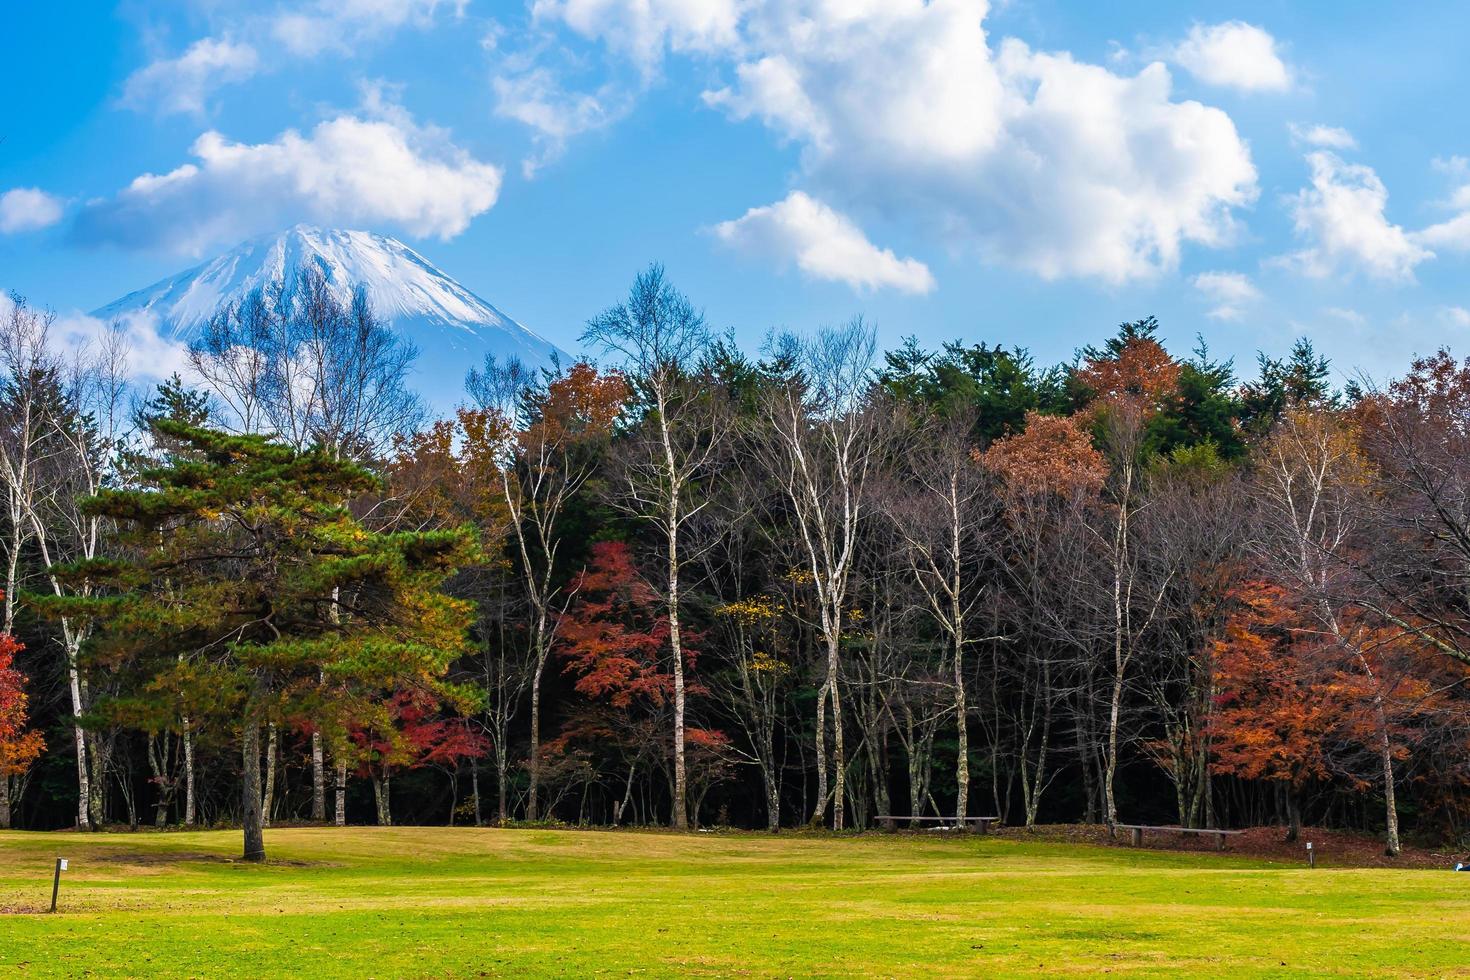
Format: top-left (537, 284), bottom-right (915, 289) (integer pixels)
top-left (1306, 842), bottom-right (1315, 869)
top-left (50, 857), bottom-right (67, 913)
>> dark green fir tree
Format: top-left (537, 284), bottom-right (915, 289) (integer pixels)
top-left (32, 420), bottom-right (476, 861)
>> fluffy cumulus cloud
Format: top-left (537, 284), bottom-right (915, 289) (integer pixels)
top-left (63, 312), bottom-right (193, 381)
top-left (0, 188), bottom-right (65, 233)
top-left (273, 0), bottom-right (467, 56)
top-left (1191, 271), bottom-right (1260, 320)
top-left (1281, 152), bottom-right (1432, 281)
top-left (0, 293), bottom-right (190, 382)
top-left (122, 37), bottom-right (259, 115)
top-left (712, 191), bottom-right (935, 294)
top-left (1169, 21), bottom-right (1291, 93)
top-left (72, 109), bottom-right (501, 254)
top-left (690, 0), bottom-right (1258, 283)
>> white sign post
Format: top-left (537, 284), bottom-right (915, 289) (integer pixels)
top-left (50, 857), bottom-right (67, 913)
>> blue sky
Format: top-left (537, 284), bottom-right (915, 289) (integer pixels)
top-left (5, 0), bottom-right (1470, 388)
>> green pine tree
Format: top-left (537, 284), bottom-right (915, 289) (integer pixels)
top-left (32, 420), bottom-right (476, 860)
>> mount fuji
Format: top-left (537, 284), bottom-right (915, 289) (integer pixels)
top-left (93, 226), bottom-right (567, 401)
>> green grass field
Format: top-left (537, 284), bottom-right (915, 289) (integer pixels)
top-left (1, 826), bottom-right (1467, 977)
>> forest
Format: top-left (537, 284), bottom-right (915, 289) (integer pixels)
top-left (4, 264), bottom-right (1470, 861)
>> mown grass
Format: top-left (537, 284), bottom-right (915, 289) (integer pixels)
top-left (1, 826), bottom-right (1467, 977)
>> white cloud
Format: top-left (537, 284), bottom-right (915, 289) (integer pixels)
top-left (533, 0), bottom-right (742, 71)
top-left (1442, 306), bottom-right (1470, 328)
top-left (0, 293), bottom-right (190, 382)
top-left (1289, 123), bottom-right (1356, 150)
top-left (1414, 157), bottom-right (1470, 252)
top-left (1280, 151), bottom-right (1431, 281)
top-left (0, 188), bottom-right (64, 233)
top-left (526, 4), bottom-right (1262, 283)
top-left (1325, 307), bottom-right (1366, 326)
top-left (62, 312), bottom-right (193, 382)
top-left (122, 37), bottom-right (259, 116)
top-left (712, 191), bottom-right (935, 294)
top-left (1191, 270), bottom-right (1260, 320)
top-left (692, 1), bottom-right (1258, 283)
top-left (73, 108), bottom-right (501, 254)
top-left (1416, 212), bottom-right (1470, 252)
top-left (493, 69), bottom-right (633, 177)
top-left (273, 0), bottom-right (467, 56)
top-left (1169, 21), bottom-right (1291, 93)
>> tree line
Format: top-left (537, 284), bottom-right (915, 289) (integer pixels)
top-left (4, 265), bottom-right (1470, 859)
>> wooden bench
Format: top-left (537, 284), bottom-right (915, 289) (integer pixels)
top-left (875, 815), bottom-right (1001, 834)
top-left (1115, 824), bottom-right (1243, 851)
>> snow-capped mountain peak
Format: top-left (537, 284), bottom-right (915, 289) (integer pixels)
top-left (93, 226), bottom-right (565, 390)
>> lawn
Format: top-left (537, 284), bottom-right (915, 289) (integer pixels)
top-left (1, 826), bottom-right (1467, 977)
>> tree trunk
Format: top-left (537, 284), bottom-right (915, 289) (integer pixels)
top-left (1285, 785), bottom-right (1301, 843)
top-left (810, 679), bottom-right (830, 826)
top-left (148, 733), bottom-right (169, 827)
top-left (1074, 686), bottom-right (1099, 824)
top-left (261, 719), bottom-right (277, 828)
top-left (862, 693), bottom-right (889, 828)
top-left (496, 745), bottom-right (508, 824)
top-left (954, 633), bottom-right (968, 822)
top-left (764, 768), bottom-right (780, 832)
top-left (334, 759), bottom-right (347, 827)
top-left (87, 730), bottom-right (106, 829)
top-left (471, 761), bottom-right (482, 827)
top-left (1377, 707), bottom-right (1400, 857)
top-left (527, 658), bottom-right (544, 822)
top-left (829, 637), bottom-right (845, 831)
top-left (311, 732), bottom-right (326, 822)
top-left (241, 721), bottom-right (265, 862)
top-left (668, 518), bottom-right (688, 830)
top-left (373, 773), bottom-right (392, 826)
top-left (0, 776), bottom-right (10, 829)
top-left (183, 720), bottom-right (197, 827)
top-left (1104, 669), bottom-right (1124, 828)
top-left (65, 634), bottom-right (92, 830)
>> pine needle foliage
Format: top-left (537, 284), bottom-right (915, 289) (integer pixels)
top-left (31, 420), bottom-right (476, 859)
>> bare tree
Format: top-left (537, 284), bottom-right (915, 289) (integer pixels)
top-left (2, 299), bottom-right (131, 829)
top-left (466, 356), bottom-right (627, 821)
top-left (583, 265), bottom-right (728, 829)
top-left (192, 269), bottom-right (424, 460)
top-left (890, 413), bottom-right (996, 820)
top-left (0, 294), bottom-right (54, 635)
top-left (1134, 459), bottom-right (1247, 829)
top-left (761, 319), bottom-right (892, 830)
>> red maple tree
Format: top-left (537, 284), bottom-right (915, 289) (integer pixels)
top-left (550, 541), bottom-right (728, 824)
top-left (0, 597), bottom-right (45, 791)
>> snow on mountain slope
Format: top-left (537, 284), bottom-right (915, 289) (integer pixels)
top-left (93, 227), bottom-right (567, 397)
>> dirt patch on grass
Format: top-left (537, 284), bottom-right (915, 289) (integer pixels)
top-left (91, 851), bottom-right (334, 869)
top-left (995, 823), bottom-right (1462, 869)
top-left (94, 851), bottom-right (234, 865)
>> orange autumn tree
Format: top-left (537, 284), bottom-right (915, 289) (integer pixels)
top-left (980, 410), bottom-right (1108, 499)
top-left (1208, 581), bottom-right (1339, 842)
top-left (1, 595), bottom-right (45, 829)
